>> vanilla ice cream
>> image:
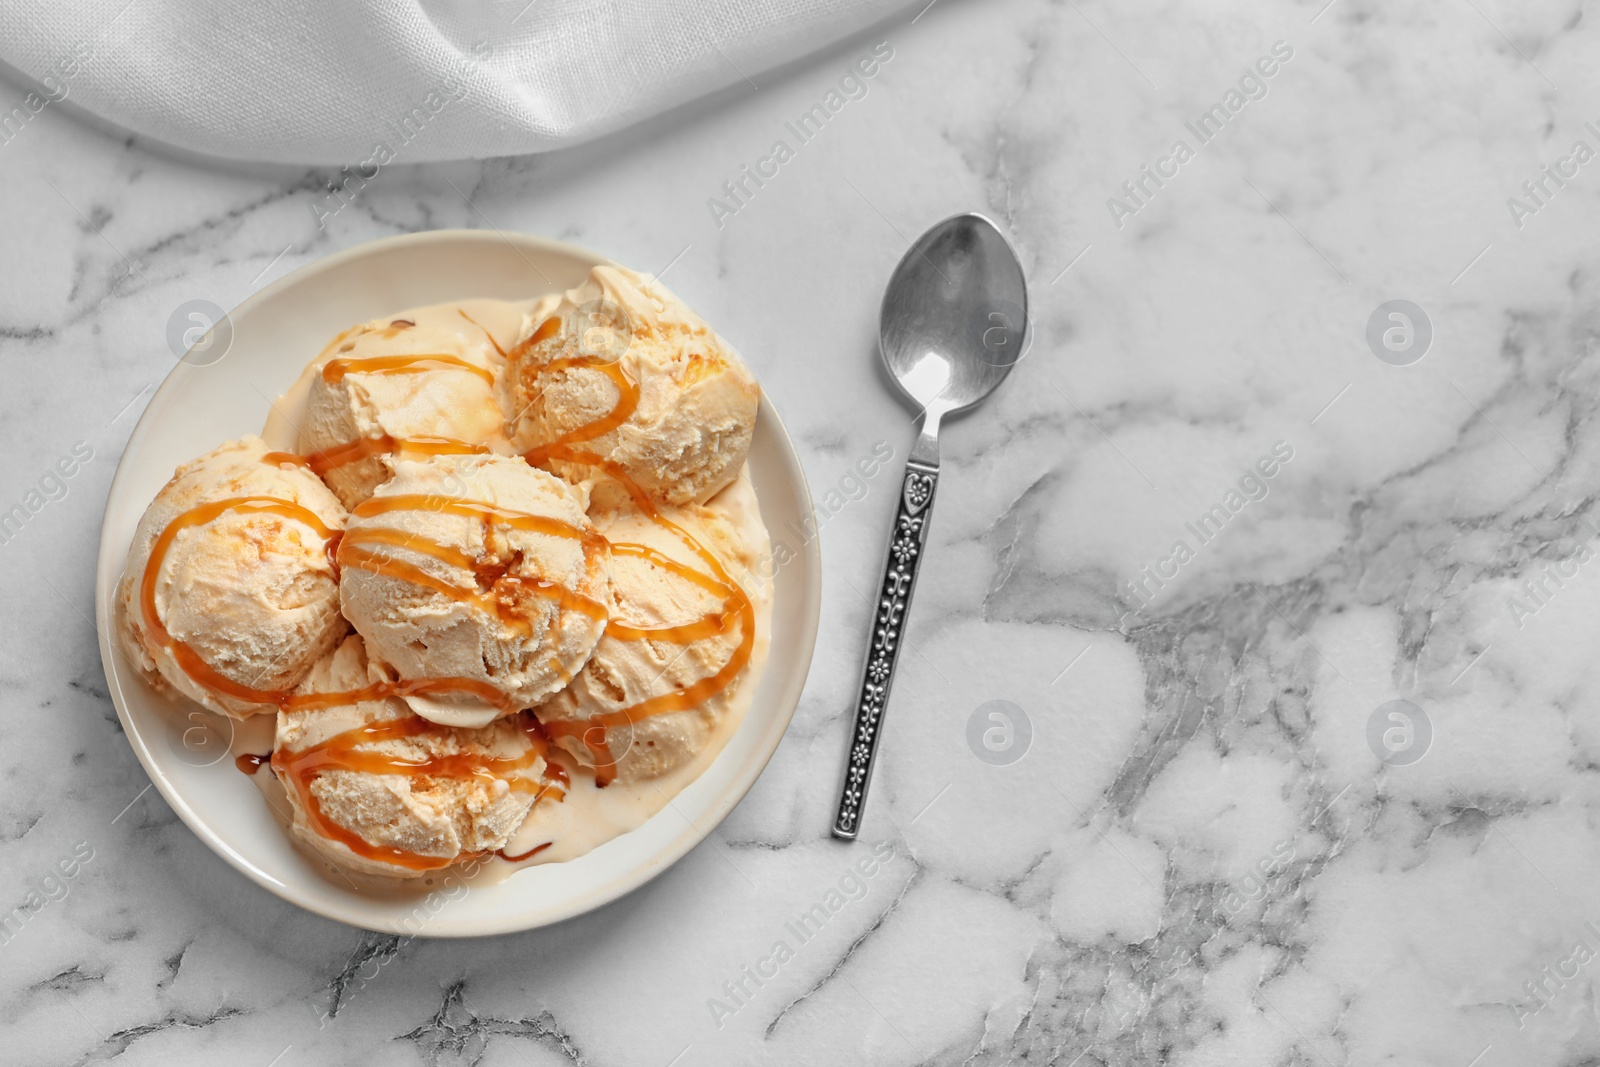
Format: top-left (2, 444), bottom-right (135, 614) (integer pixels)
top-left (301, 301), bottom-right (518, 509)
top-left (338, 452), bottom-right (611, 728)
top-left (116, 436), bottom-right (348, 719)
top-left (500, 266), bottom-right (760, 507)
top-left (536, 483), bottom-right (764, 783)
top-left (273, 635), bottom-right (557, 878)
top-left (124, 270), bottom-right (780, 884)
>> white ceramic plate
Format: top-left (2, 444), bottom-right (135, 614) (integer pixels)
top-left (94, 230), bottom-right (820, 936)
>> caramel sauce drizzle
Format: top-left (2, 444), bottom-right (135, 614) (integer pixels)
top-left (513, 311), bottom-right (639, 461)
top-left (270, 713), bottom-right (564, 871)
top-left (338, 493), bottom-right (611, 634)
top-left (260, 318), bottom-right (499, 479)
top-left (513, 317), bottom-right (756, 784)
top-left (511, 316), bottom-right (640, 461)
top-left (497, 840), bottom-right (553, 862)
top-left (321, 352), bottom-right (495, 388)
top-left (140, 497), bottom-right (342, 706)
top-left (458, 309), bottom-right (508, 359)
top-left (264, 435), bottom-right (487, 477)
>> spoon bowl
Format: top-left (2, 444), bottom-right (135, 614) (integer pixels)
top-left (880, 212), bottom-right (1029, 425)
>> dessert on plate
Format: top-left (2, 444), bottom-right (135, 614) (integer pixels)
top-left (116, 266), bottom-right (772, 880)
top-left (339, 452), bottom-right (611, 729)
top-left (115, 435), bottom-right (348, 718)
top-left (535, 493), bottom-right (761, 784)
top-left (273, 634), bottom-right (561, 877)
top-left (501, 266), bottom-right (760, 506)
top-left (300, 303), bottom-right (509, 508)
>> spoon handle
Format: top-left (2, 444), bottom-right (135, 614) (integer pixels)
top-left (832, 458), bottom-right (939, 839)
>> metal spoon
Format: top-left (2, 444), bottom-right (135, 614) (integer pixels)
top-left (832, 212), bottom-right (1029, 839)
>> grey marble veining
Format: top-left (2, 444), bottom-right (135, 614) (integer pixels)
top-left (6, 0), bottom-right (1600, 1063)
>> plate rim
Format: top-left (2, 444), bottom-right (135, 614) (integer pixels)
top-left (93, 228), bottom-right (821, 936)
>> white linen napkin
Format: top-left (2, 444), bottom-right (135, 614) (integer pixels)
top-left (0, 0), bottom-right (913, 164)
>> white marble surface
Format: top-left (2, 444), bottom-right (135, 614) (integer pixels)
top-left (5, 0), bottom-right (1600, 1063)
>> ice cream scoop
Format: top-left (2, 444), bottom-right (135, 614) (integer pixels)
top-left (500, 266), bottom-right (760, 507)
top-left (535, 484), bottom-right (762, 783)
top-left (338, 452), bottom-right (610, 728)
top-left (273, 635), bottom-right (560, 878)
top-left (300, 301), bottom-right (517, 509)
top-left (116, 435), bottom-right (348, 719)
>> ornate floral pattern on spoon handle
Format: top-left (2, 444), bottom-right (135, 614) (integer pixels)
top-left (832, 460), bottom-right (938, 839)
